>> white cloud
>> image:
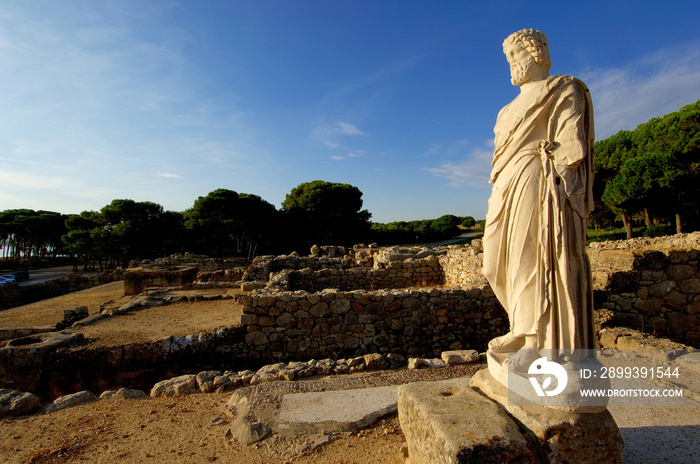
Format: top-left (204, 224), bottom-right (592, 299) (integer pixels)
top-left (312, 121), bottom-right (369, 149)
top-left (337, 122), bottom-right (367, 136)
top-left (581, 41), bottom-right (700, 138)
top-left (421, 143), bottom-right (441, 157)
top-left (426, 142), bottom-right (493, 188)
top-left (330, 150), bottom-right (367, 161)
top-left (157, 172), bottom-right (183, 179)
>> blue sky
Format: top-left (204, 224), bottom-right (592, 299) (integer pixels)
top-left (1, 1), bottom-right (699, 223)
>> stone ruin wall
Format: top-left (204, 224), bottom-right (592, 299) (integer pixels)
top-left (589, 232), bottom-right (700, 346)
top-left (130, 253), bottom-right (249, 272)
top-left (439, 242), bottom-right (486, 288)
top-left (2, 234), bottom-right (699, 398)
top-left (272, 254), bottom-right (444, 293)
top-left (236, 285), bottom-right (506, 361)
top-left (235, 233), bottom-right (700, 349)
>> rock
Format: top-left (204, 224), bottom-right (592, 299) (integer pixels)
top-left (115, 388), bottom-right (147, 399)
top-left (407, 358), bottom-right (422, 370)
top-left (241, 280), bottom-right (267, 291)
top-left (333, 364), bottom-right (350, 374)
top-left (398, 379), bottom-right (532, 463)
top-left (55, 306), bottom-right (90, 330)
top-left (363, 353), bottom-right (388, 370)
top-left (112, 295), bottom-right (166, 315)
top-left (237, 370), bottom-right (255, 385)
top-left (100, 390), bottom-right (118, 399)
top-left (256, 362), bottom-right (286, 377)
top-left (45, 390), bottom-right (98, 413)
top-left (347, 356), bottom-right (365, 368)
top-left (421, 358), bottom-right (446, 369)
top-left (0, 389), bottom-right (41, 417)
top-left (386, 353), bottom-right (406, 369)
top-left (279, 368), bottom-right (297, 381)
top-left (213, 375), bottom-right (241, 393)
top-left (196, 370), bottom-right (222, 393)
top-left (226, 390), bottom-right (272, 444)
top-left (101, 388), bottom-right (147, 400)
top-left (150, 374), bottom-right (198, 397)
top-left (441, 349), bottom-right (480, 365)
top-left (317, 358), bottom-right (336, 374)
top-left (4, 331), bottom-right (84, 351)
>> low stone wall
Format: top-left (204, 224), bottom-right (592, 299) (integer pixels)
top-left (439, 244), bottom-right (484, 288)
top-left (589, 234), bottom-right (700, 346)
top-left (130, 253), bottom-right (249, 271)
top-left (242, 255), bottom-right (352, 282)
top-left (0, 326), bottom-right (249, 400)
top-left (0, 270), bottom-right (123, 310)
top-left (271, 254), bottom-right (444, 292)
top-left (235, 285), bottom-right (507, 361)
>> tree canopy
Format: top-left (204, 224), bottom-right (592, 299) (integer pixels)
top-left (370, 214), bottom-right (475, 245)
top-left (595, 100), bottom-right (700, 238)
top-left (0, 209), bottom-right (68, 261)
top-left (185, 189), bottom-right (278, 259)
top-left (282, 180), bottom-right (372, 247)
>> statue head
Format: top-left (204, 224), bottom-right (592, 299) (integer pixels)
top-left (503, 29), bottom-right (551, 86)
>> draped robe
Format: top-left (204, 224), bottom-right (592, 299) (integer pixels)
top-left (483, 75), bottom-right (595, 366)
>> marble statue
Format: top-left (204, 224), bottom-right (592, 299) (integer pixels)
top-left (483, 29), bottom-right (596, 385)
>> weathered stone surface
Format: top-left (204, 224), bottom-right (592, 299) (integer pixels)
top-left (226, 390), bottom-right (272, 444)
top-left (470, 369), bottom-right (624, 463)
top-left (363, 353), bottom-right (388, 370)
top-left (407, 358), bottom-right (422, 370)
top-left (123, 266), bottom-right (198, 295)
top-left (111, 295), bottom-right (166, 315)
top-left (275, 385), bottom-right (399, 435)
top-left (441, 350), bottom-right (481, 365)
top-left (398, 379), bottom-right (532, 463)
top-left (150, 374), bottom-right (198, 397)
top-left (196, 370), bottom-right (222, 393)
top-left (4, 330), bottom-right (84, 351)
top-left (45, 390), bottom-right (98, 413)
top-left (0, 389), bottom-right (41, 417)
top-left (101, 387), bottom-right (147, 400)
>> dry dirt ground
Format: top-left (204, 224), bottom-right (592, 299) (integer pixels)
top-left (0, 282), bottom-right (127, 328)
top-left (0, 283), bottom-right (408, 463)
top-left (1, 394), bottom-right (406, 464)
top-left (0, 283), bottom-right (244, 347)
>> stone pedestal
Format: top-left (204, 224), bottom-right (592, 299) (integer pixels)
top-left (398, 372), bottom-right (624, 464)
top-left (471, 369), bottom-right (624, 463)
top-left (398, 379), bottom-right (533, 463)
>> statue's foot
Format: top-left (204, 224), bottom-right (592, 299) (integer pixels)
top-left (488, 332), bottom-right (524, 353)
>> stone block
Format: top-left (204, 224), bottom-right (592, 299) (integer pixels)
top-left (0, 389), bottom-right (41, 417)
top-left (398, 379), bottom-right (532, 463)
top-left (470, 369), bottom-right (624, 463)
top-left (45, 390), bottom-right (98, 413)
top-left (363, 353), bottom-right (388, 370)
top-left (150, 374), bottom-right (198, 397)
top-left (441, 350), bottom-right (480, 365)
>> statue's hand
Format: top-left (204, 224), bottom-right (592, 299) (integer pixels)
top-left (537, 139), bottom-right (555, 160)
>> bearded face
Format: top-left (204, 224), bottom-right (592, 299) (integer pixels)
top-left (510, 57), bottom-right (536, 86)
top-left (505, 42), bottom-right (544, 86)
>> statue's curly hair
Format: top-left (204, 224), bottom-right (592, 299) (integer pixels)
top-left (503, 29), bottom-right (551, 70)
